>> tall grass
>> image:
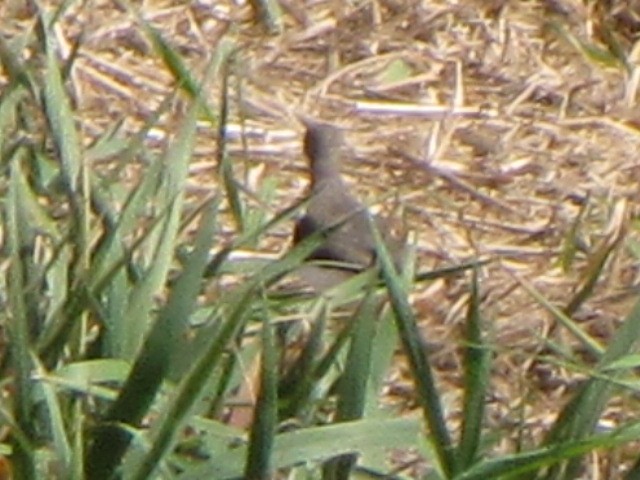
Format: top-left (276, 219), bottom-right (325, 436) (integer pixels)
top-left (2, 3), bottom-right (640, 480)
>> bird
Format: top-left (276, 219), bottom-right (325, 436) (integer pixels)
top-left (293, 120), bottom-right (406, 292)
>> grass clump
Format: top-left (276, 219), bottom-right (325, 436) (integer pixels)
top-left (3, 1), bottom-right (640, 480)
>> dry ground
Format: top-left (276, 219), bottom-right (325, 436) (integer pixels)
top-left (4, 0), bottom-right (640, 476)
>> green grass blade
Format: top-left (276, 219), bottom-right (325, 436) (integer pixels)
top-left (539, 292), bottom-right (640, 478)
top-left (38, 7), bottom-right (82, 192)
top-left (5, 160), bottom-right (38, 480)
top-left (33, 5), bottom-right (92, 366)
top-left (0, 34), bottom-right (36, 96)
top-left (182, 417), bottom-right (422, 479)
top-left (33, 356), bottom-right (72, 476)
top-left (114, 0), bottom-right (223, 120)
top-left (278, 302), bottom-right (330, 419)
top-left (371, 218), bottom-right (457, 477)
top-left (336, 294), bottom-right (379, 422)
top-left (217, 59), bottom-right (246, 232)
top-left (325, 290), bottom-right (380, 479)
top-left (366, 305), bottom-right (399, 405)
top-left (85, 197), bottom-right (219, 479)
top-left (458, 421), bottom-right (640, 480)
top-left (564, 207), bottom-right (625, 316)
top-left (546, 21), bottom-right (622, 68)
top-left (457, 270), bottom-right (491, 469)
top-left (513, 273), bottom-right (603, 358)
top-left (244, 294), bottom-right (278, 479)
top-left (0, 406), bottom-right (35, 478)
top-left (126, 230), bottom-right (331, 479)
top-left (118, 99), bottom-right (199, 359)
top-left (204, 193), bottom-right (313, 279)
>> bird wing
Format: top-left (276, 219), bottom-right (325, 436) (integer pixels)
top-left (293, 213), bottom-right (376, 270)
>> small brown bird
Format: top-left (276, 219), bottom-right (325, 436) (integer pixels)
top-left (293, 120), bottom-right (406, 291)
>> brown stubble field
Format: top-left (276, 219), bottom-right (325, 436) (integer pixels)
top-left (4, 0), bottom-right (640, 475)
